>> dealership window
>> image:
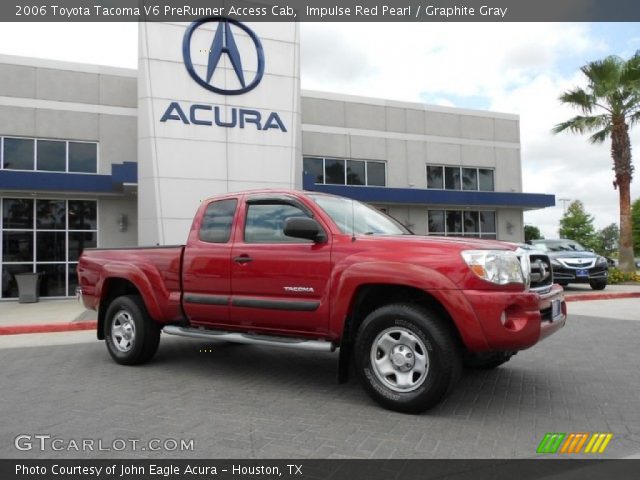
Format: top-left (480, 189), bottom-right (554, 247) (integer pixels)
top-left (3, 138), bottom-right (34, 170)
top-left (303, 156), bottom-right (324, 184)
top-left (37, 140), bottom-right (66, 172)
top-left (444, 166), bottom-right (461, 190)
top-left (478, 168), bottom-right (494, 191)
top-left (426, 165), bottom-right (494, 192)
top-left (426, 166), bottom-right (444, 189)
top-left (1, 136), bottom-right (98, 174)
top-left (461, 168), bottom-right (478, 191)
top-left (347, 160), bottom-right (365, 185)
top-left (325, 159), bottom-right (345, 185)
top-left (1, 198), bottom-right (97, 299)
top-left (303, 157), bottom-right (387, 187)
top-left (427, 209), bottom-right (496, 239)
top-left (69, 142), bottom-right (98, 173)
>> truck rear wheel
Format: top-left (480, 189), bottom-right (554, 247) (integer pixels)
top-left (354, 304), bottom-right (461, 414)
top-left (104, 295), bottom-right (160, 365)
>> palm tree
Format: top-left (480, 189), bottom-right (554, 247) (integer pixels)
top-left (553, 52), bottom-right (640, 272)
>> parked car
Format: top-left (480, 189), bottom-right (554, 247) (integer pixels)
top-left (529, 239), bottom-right (609, 290)
top-left (78, 190), bottom-right (566, 413)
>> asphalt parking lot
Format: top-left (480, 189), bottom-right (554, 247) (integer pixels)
top-left (1, 300), bottom-right (639, 460)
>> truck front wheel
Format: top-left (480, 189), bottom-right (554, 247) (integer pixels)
top-left (104, 295), bottom-right (160, 365)
top-left (354, 304), bottom-right (461, 413)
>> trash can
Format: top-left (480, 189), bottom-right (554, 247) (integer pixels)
top-left (15, 272), bottom-right (41, 303)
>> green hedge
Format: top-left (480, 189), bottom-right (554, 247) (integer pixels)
top-left (608, 268), bottom-right (640, 284)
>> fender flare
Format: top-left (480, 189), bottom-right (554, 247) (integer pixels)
top-left (330, 261), bottom-right (490, 352)
top-left (97, 262), bottom-right (168, 322)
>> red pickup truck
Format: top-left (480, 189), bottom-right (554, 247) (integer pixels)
top-left (78, 189), bottom-right (566, 413)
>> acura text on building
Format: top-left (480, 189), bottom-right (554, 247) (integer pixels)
top-left (160, 102), bottom-right (287, 131)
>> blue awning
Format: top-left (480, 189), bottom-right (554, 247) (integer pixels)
top-left (303, 175), bottom-right (554, 210)
top-left (0, 162), bottom-right (138, 194)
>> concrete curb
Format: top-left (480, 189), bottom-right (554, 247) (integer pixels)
top-left (0, 321), bottom-right (97, 336)
top-left (565, 292), bottom-right (640, 302)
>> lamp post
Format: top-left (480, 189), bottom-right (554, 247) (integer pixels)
top-left (558, 198), bottom-right (571, 215)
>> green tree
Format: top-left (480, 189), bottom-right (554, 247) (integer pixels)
top-left (559, 200), bottom-right (597, 249)
top-left (553, 51), bottom-right (640, 272)
top-left (524, 225), bottom-right (544, 243)
top-left (633, 198), bottom-right (640, 254)
top-left (595, 223), bottom-right (619, 257)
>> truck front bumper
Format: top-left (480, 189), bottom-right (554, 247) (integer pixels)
top-left (462, 283), bottom-right (567, 351)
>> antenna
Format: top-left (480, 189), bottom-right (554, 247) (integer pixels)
top-left (351, 198), bottom-right (356, 242)
top-left (347, 131), bottom-right (355, 242)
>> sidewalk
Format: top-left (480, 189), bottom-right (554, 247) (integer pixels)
top-left (0, 298), bottom-right (95, 335)
top-left (0, 283), bottom-right (638, 335)
top-left (562, 283), bottom-right (640, 302)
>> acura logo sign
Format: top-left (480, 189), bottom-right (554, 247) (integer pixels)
top-left (182, 17), bottom-right (265, 95)
top-left (162, 17), bottom-right (286, 131)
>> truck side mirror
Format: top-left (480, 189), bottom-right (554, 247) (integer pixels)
top-left (283, 217), bottom-right (326, 243)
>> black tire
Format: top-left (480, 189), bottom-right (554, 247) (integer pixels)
top-left (354, 303), bottom-right (461, 414)
top-left (558, 282), bottom-right (569, 287)
top-left (590, 280), bottom-right (607, 291)
top-left (463, 351), bottom-right (513, 370)
top-left (104, 295), bottom-right (160, 365)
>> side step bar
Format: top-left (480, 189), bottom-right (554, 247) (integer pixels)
top-left (162, 325), bottom-right (335, 352)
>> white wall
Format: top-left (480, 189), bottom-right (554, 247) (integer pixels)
top-left (138, 21), bottom-right (301, 245)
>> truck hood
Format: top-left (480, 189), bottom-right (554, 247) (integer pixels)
top-left (354, 234), bottom-right (516, 252)
top-left (340, 234), bottom-right (525, 292)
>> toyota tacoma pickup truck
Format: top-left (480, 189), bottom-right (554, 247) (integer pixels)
top-left (78, 190), bottom-right (566, 413)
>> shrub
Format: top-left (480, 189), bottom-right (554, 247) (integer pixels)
top-left (608, 268), bottom-right (640, 284)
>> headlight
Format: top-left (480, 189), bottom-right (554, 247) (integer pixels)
top-left (461, 250), bottom-right (525, 285)
top-left (596, 256), bottom-right (608, 266)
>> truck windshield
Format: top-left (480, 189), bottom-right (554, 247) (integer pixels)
top-left (308, 194), bottom-right (412, 236)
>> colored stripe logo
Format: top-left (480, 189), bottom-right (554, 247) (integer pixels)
top-left (537, 433), bottom-right (613, 454)
top-left (537, 433), bottom-right (566, 453)
top-left (584, 433), bottom-right (613, 453)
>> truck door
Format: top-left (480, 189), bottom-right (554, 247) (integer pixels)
top-left (182, 197), bottom-right (238, 326)
top-left (230, 196), bottom-right (331, 335)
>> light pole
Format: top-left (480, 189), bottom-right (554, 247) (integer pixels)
top-left (557, 198), bottom-right (571, 239)
top-left (558, 198), bottom-right (571, 215)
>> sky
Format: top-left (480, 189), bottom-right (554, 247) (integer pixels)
top-left (0, 21), bottom-right (639, 238)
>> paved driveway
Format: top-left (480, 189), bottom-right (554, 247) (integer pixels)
top-left (1, 311), bottom-right (639, 459)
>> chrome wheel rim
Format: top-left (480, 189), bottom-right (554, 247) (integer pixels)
top-left (370, 326), bottom-right (429, 393)
top-left (111, 310), bottom-right (136, 353)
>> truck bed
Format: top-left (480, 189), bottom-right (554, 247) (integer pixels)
top-left (77, 245), bottom-right (185, 323)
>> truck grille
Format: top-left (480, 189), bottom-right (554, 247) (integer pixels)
top-left (562, 259), bottom-right (595, 268)
top-left (529, 254), bottom-right (553, 292)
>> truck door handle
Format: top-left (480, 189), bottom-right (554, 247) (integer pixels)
top-left (233, 255), bottom-right (253, 264)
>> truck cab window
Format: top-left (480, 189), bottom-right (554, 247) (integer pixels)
top-left (244, 203), bottom-right (311, 243)
top-left (199, 199), bottom-right (238, 243)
